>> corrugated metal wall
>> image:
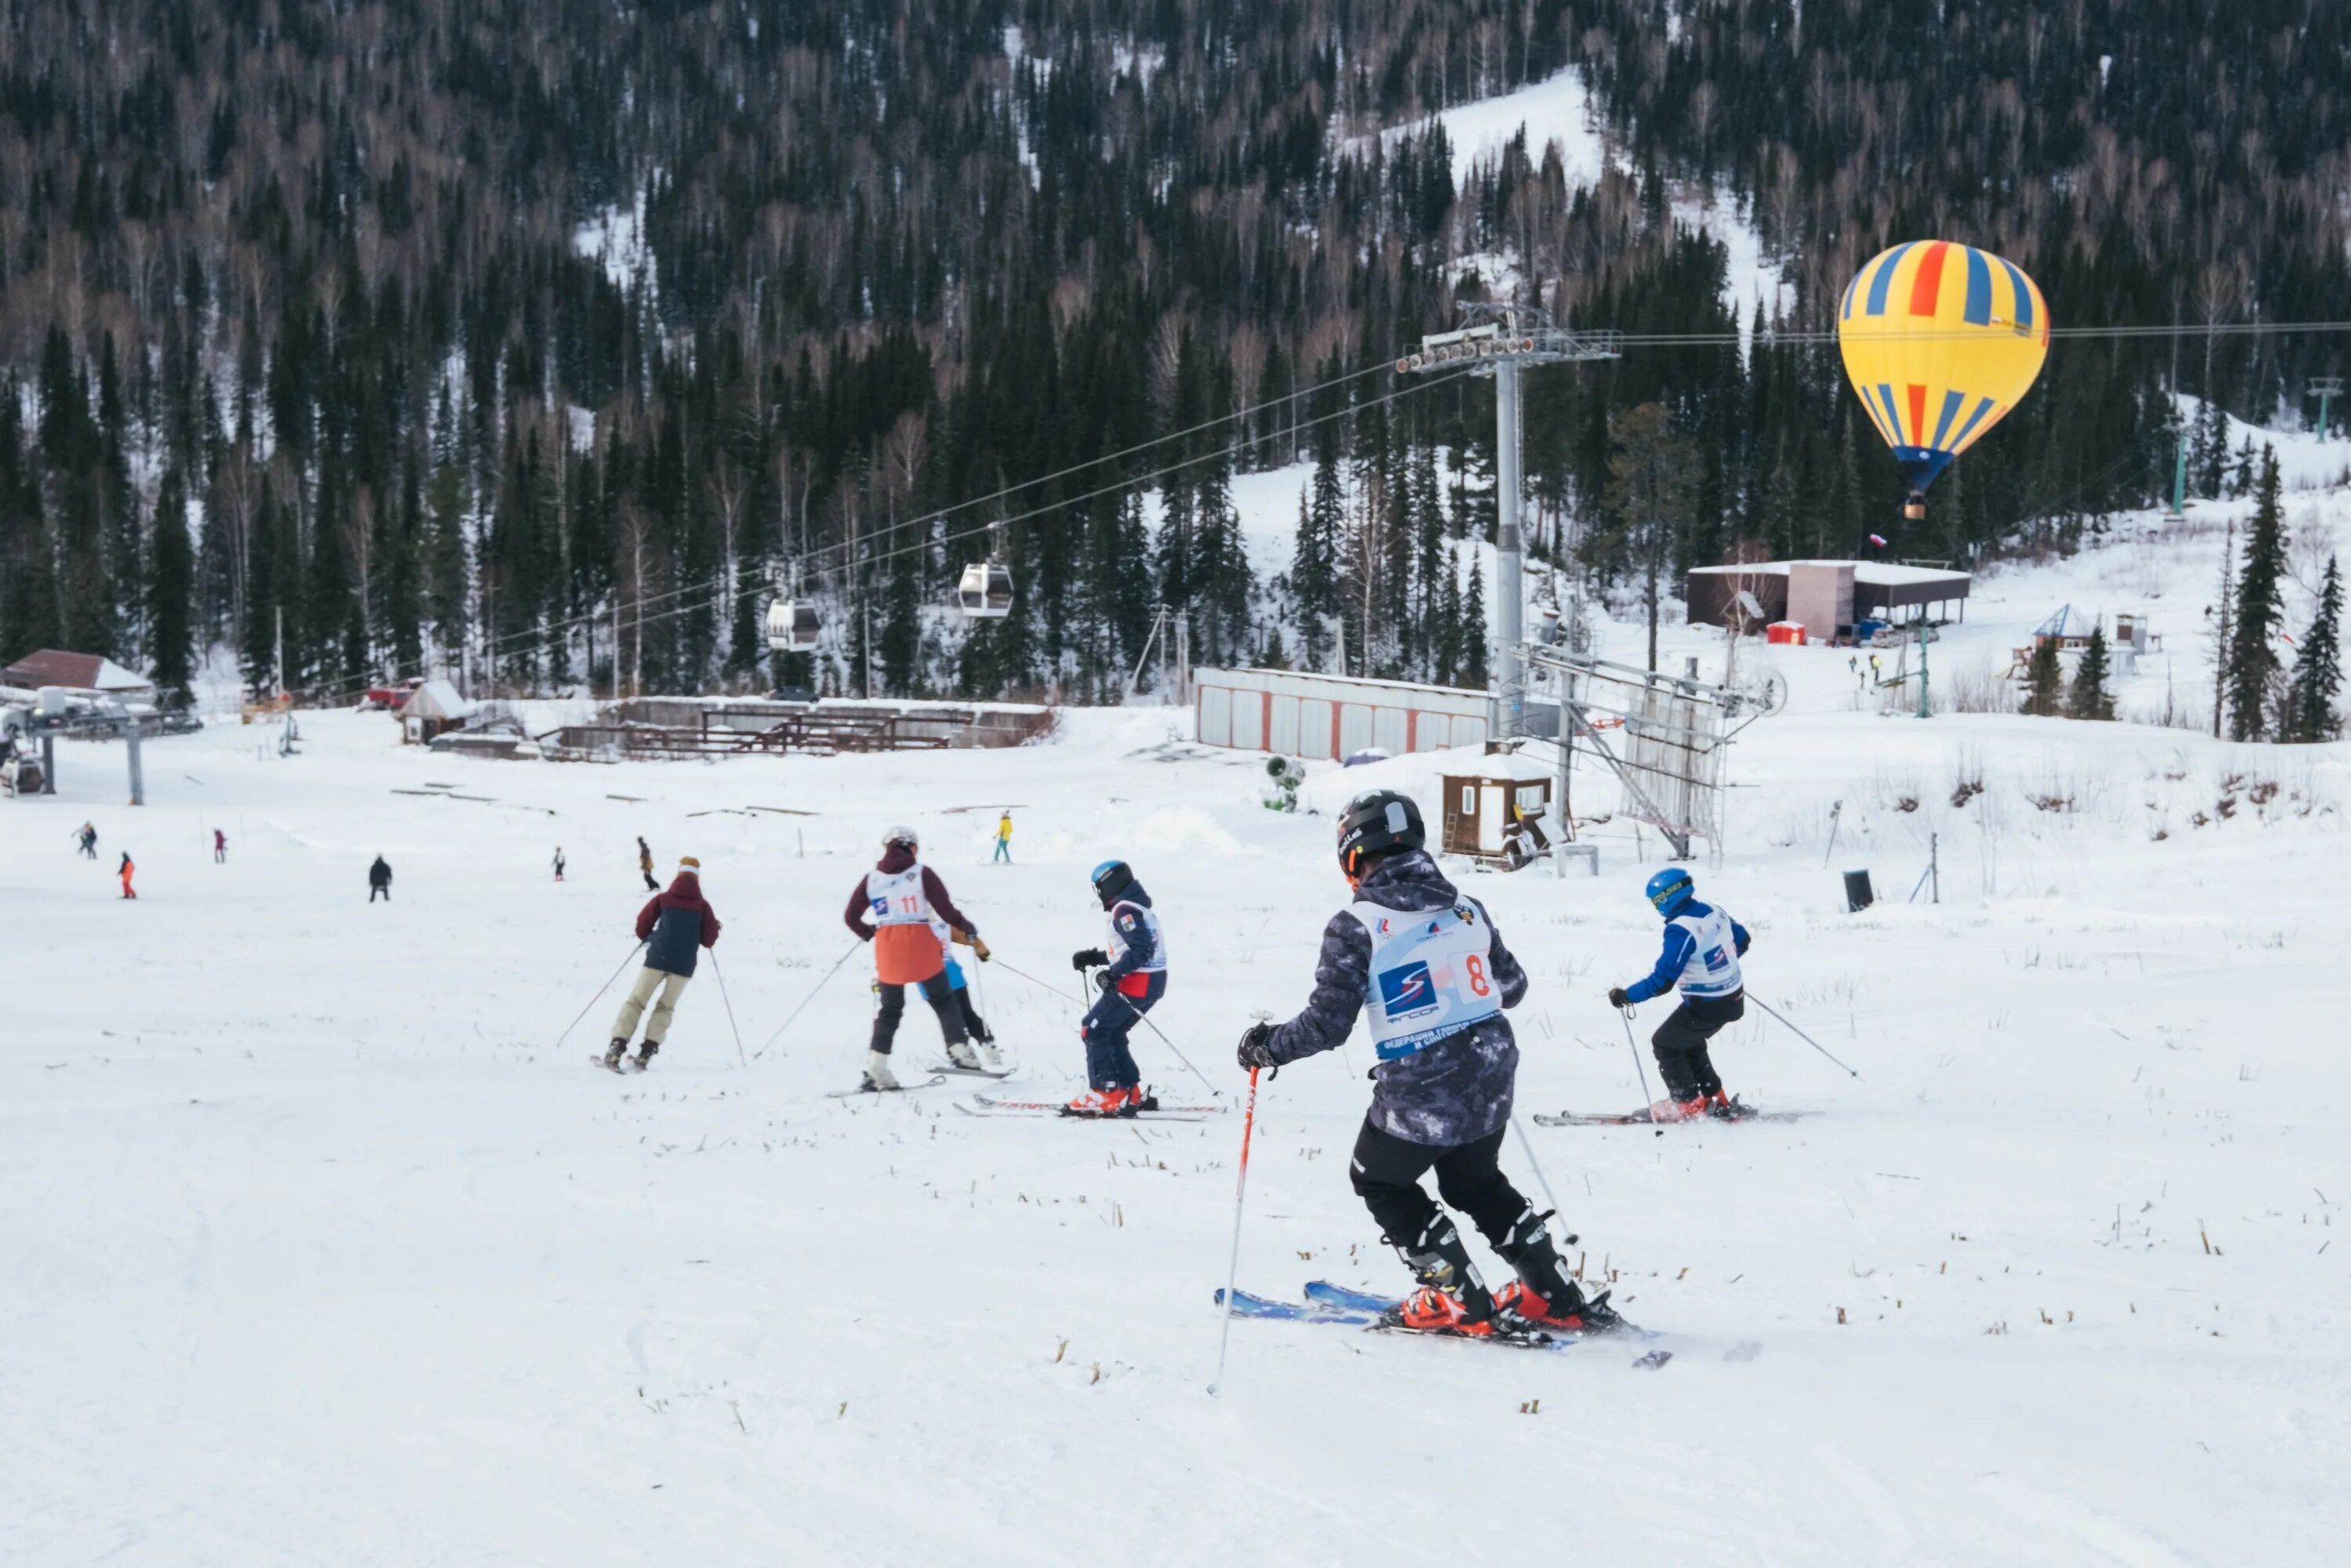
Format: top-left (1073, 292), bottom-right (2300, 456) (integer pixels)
top-left (1193, 668), bottom-right (1488, 758)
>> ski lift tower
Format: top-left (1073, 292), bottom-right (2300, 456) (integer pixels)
top-left (1397, 305), bottom-right (1620, 737)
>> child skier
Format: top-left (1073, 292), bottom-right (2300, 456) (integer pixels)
top-left (637, 837), bottom-right (657, 892)
top-left (605, 856), bottom-right (722, 1070)
top-left (1236, 789), bottom-right (1621, 1338)
top-left (994, 810), bottom-right (1013, 864)
top-left (1066, 860), bottom-right (1168, 1117)
top-left (937, 924), bottom-right (999, 1059)
top-left (368, 855), bottom-right (393, 902)
top-left (1607, 867), bottom-right (1753, 1122)
top-left (76, 822), bottom-right (98, 858)
top-left (552, 846), bottom-right (567, 882)
top-left (214, 829), bottom-right (226, 864)
top-left (118, 852), bottom-right (136, 900)
top-left (843, 826), bottom-right (984, 1089)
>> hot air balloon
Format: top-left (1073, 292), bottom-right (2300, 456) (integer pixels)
top-left (1838, 241), bottom-right (2050, 521)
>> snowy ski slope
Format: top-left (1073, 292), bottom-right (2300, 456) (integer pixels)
top-left (7, 494), bottom-right (2350, 1563)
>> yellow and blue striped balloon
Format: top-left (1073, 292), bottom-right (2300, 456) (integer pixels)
top-left (1838, 241), bottom-right (2050, 512)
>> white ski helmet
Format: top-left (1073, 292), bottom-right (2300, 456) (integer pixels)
top-left (883, 824), bottom-right (919, 850)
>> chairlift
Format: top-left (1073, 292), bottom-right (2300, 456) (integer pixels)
top-left (957, 561), bottom-right (1015, 620)
top-left (766, 597), bottom-right (821, 652)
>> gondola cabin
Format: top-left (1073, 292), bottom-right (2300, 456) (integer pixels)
top-left (957, 563), bottom-right (1014, 619)
top-left (766, 599), bottom-right (821, 652)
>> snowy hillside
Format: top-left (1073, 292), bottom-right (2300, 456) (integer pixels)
top-left (8, 491), bottom-right (2349, 1560)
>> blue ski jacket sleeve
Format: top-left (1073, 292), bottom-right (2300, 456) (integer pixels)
top-left (1625, 918), bottom-right (1751, 1002)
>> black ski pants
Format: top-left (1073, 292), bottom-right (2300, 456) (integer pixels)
top-left (1651, 990), bottom-right (1743, 1099)
top-left (951, 987), bottom-right (991, 1045)
top-left (369, 885), bottom-right (389, 902)
top-left (1349, 1118), bottom-right (1527, 1253)
top-left (870, 970), bottom-right (966, 1055)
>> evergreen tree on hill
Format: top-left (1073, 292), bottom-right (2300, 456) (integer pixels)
top-left (2067, 624), bottom-right (2115, 722)
top-left (2284, 554), bottom-right (2344, 743)
top-left (2226, 446), bottom-right (2287, 741)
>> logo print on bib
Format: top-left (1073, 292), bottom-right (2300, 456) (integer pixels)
top-left (1378, 960), bottom-right (1438, 1019)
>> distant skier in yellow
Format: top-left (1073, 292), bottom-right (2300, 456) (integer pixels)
top-left (993, 809), bottom-right (1013, 864)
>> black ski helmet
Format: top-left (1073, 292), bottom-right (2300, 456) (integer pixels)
top-left (1090, 859), bottom-right (1135, 906)
top-left (1335, 789), bottom-right (1425, 878)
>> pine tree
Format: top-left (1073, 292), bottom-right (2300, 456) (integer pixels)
top-left (2284, 553), bottom-right (2344, 742)
top-left (147, 465), bottom-right (197, 706)
top-left (1461, 552), bottom-right (1489, 690)
top-left (2226, 445), bottom-right (2286, 741)
top-left (2067, 624), bottom-right (2115, 721)
top-left (2021, 638), bottom-right (2065, 717)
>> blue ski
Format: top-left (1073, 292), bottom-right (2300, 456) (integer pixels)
top-left (1214, 1287), bottom-right (1378, 1324)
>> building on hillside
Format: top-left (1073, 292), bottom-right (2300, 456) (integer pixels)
top-left (399, 679), bottom-right (476, 745)
top-left (2, 649), bottom-right (155, 703)
top-left (1685, 560), bottom-right (1971, 643)
top-left (1194, 668), bottom-right (1490, 760)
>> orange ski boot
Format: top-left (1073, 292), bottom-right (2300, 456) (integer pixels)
top-left (1648, 1095), bottom-right (1711, 1124)
top-left (1061, 1085), bottom-right (1143, 1118)
top-left (1378, 1217), bottom-right (1498, 1335)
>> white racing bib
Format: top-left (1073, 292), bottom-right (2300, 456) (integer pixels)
top-left (1348, 898), bottom-right (1503, 1060)
top-left (1107, 900), bottom-right (1168, 972)
top-left (865, 864), bottom-right (932, 926)
top-left (1669, 904), bottom-right (1743, 997)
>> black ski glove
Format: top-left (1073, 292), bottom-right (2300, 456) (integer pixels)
top-left (1607, 986), bottom-right (1631, 1009)
top-left (1072, 947), bottom-right (1107, 971)
top-left (1237, 1021), bottom-right (1279, 1072)
top-left (1092, 969), bottom-right (1116, 994)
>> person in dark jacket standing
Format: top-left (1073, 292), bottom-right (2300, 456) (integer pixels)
top-left (843, 826), bottom-right (982, 1089)
top-left (637, 836), bottom-right (657, 893)
top-left (606, 856), bottom-right (722, 1070)
top-left (368, 855), bottom-right (392, 902)
top-left (1065, 859), bottom-right (1168, 1117)
top-left (1236, 789), bottom-right (1623, 1339)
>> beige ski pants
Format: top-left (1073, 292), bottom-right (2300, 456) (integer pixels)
top-left (611, 965), bottom-right (691, 1046)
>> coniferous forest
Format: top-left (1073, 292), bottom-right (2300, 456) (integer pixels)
top-left (1, 0), bottom-right (2346, 706)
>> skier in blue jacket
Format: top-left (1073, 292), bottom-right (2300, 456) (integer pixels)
top-left (1607, 867), bottom-right (1753, 1121)
top-left (1237, 790), bottom-right (1623, 1339)
top-left (1066, 860), bottom-right (1168, 1117)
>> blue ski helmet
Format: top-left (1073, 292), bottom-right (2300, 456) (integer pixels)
top-left (1090, 859), bottom-right (1135, 905)
top-left (1645, 867), bottom-right (1695, 918)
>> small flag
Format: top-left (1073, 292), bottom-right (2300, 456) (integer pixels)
top-left (1867, 533), bottom-right (1888, 549)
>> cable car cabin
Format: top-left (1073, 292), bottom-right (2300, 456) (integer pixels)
top-left (957, 563), bottom-right (1015, 619)
top-left (766, 599), bottom-right (820, 652)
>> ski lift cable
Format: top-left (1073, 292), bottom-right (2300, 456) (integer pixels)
top-left (300, 362), bottom-right (1474, 707)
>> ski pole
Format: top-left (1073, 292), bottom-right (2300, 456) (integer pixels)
top-left (709, 950), bottom-right (748, 1068)
top-left (1617, 1004), bottom-right (1665, 1138)
top-left (991, 957), bottom-right (1083, 1008)
top-left (1751, 996), bottom-right (1862, 1078)
top-left (1208, 1063), bottom-right (1262, 1396)
top-left (1509, 1115), bottom-right (1574, 1242)
top-left (1113, 988), bottom-right (1221, 1099)
top-left (556, 942), bottom-right (643, 1050)
top-left (752, 940), bottom-right (860, 1061)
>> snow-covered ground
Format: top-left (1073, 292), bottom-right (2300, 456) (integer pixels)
top-left (8, 483), bottom-right (2349, 1561)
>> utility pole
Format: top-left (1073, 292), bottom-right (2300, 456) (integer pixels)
top-left (273, 607), bottom-right (284, 708)
top-left (1398, 306), bottom-right (1620, 737)
top-left (2309, 376), bottom-right (2345, 444)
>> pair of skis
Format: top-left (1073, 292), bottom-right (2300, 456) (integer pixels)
top-left (957, 1091), bottom-right (1225, 1121)
top-left (1533, 1103), bottom-right (1816, 1128)
top-left (824, 1059), bottom-right (1016, 1099)
top-left (1219, 1280), bottom-right (1672, 1367)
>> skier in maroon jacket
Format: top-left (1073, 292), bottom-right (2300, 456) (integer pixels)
top-left (842, 826), bottom-right (985, 1088)
top-left (604, 856), bottom-right (722, 1071)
